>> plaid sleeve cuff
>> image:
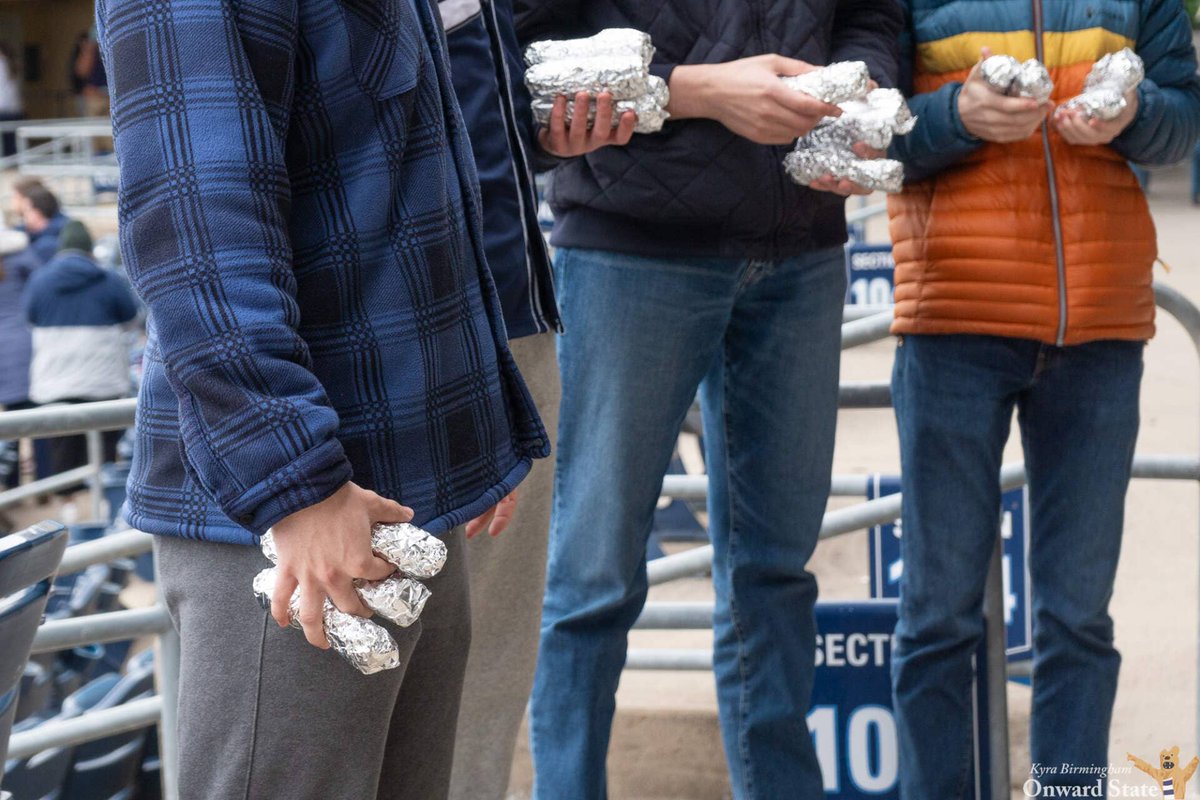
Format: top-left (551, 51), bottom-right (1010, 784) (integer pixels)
top-left (223, 438), bottom-right (354, 536)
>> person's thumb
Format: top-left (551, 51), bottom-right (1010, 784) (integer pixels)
top-left (770, 55), bottom-right (817, 77)
top-left (369, 492), bottom-right (415, 523)
top-left (965, 46), bottom-right (993, 84)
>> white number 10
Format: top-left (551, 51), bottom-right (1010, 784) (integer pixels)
top-left (808, 705), bottom-right (899, 793)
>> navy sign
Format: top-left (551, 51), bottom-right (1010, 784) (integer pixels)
top-left (866, 476), bottom-right (1032, 661)
top-left (808, 601), bottom-right (991, 798)
top-left (845, 244), bottom-right (895, 307)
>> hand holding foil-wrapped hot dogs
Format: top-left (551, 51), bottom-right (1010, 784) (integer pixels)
top-left (1061, 48), bottom-right (1144, 121)
top-left (255, 522), bottom-right (448, 674)
top-left (957, 49), bottom-right (1054, 144)
top-left (524, 28), bottom-right (669, 135)
top-left (784, 88), bottom-right (917, 194)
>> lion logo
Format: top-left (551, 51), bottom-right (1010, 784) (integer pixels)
top-left (1128, 746), bottom-right (1199, 798)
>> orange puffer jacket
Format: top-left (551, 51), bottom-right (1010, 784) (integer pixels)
top-left (887, 0), bottom-right (1200, 345)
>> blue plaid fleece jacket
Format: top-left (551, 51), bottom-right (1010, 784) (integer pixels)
top-left (96, 0), bottom-right (549, 545)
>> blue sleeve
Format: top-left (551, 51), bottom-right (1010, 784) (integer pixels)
top-left (107, 274), bottom-right (139, 324)
top-left (830, 0), bottom-right (905, 88)
top-left (97, 0), bottom-right (354, 535)
top-left (886, 0), bottom-right (983, 182)
top-left (20, 273), bottom-right (40, 325)
top-left (1111, 0), bottom-right (1200, 166)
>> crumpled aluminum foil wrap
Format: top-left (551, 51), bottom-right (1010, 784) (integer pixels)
top-left (369, 523), bottom-right (448, 580)
top-left (355, 575), bottom-right (430, 628)
top-left (525, 28), bottom-right (653, 68)
top-left (524, 55), bottom-right (651, 101)
top-left (1063, 47), bottom-right (1145, 120)
top-left (252, 567), bottom-right (401, 675)
top-left (780, 61), bottom-right (872, 105)
top-left (783, 88), bottom-right (915, 194)
top-left (531, 75), bottom-right (669, 134)
top-left (524, 28), bottom-right (669, 134)
top-left (980, 55), bottom-right (1054, 103)
top-left (784, 150), bottom-right (905, 194)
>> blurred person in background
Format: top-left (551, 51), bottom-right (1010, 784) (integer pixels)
top-left (438, 1), bottom-right (632, 798)
top-left (23, 220), bottom-right (136, 479)
top-left (68, 32), bottom-right (90, 117)
top-left (0, 228), bottom-right (35, 490)
top-left (74, 29), bottom-right (108, 120)
top-left (886, 0), bottom-right (1200, 795)
top-left (10, 179), bottom-right (70, 265)
top-left (0, 43), bottom-right (22, 157)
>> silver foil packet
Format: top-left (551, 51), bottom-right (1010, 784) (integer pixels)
top-left (981, 55), bottom-right (1054, 102)
top-left (524, 55), bottom-right (651, 101)
top-left (783, 150), bottom-right (905, 194)
top-left (355, 575), bottom-right (430, 628)
top-left (370, 523), bottom-right (448, 580)
top-left (780, 61), bottom-right (872, 105)
top-left (525, 28), bottom-right (653, 68)
top-left (252, 567), bottom-right (401, 675)
top-left (531, 75), bottom-right (669, 134)
top-left (1063, 47), bottom-right (1144, 120)
top-left (783, 88), bottom-right (915, 194)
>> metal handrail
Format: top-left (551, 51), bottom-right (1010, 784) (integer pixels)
top-left (6, 697), bottom-right (163, 762)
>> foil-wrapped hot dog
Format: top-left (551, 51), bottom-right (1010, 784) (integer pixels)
top-left (1063, 47), bottom-right (1144, 121)
top-left (780, 61), bottom-right (872, 105)
top-left (524, 28), bottom-right (653, 68)
top-left (531, 75), bottom-right (669, 134)
top-left (980, 55), bottom-right (1054, 103)
top-left (253, 567), bottom-right (402, 675)
top-left (524, 55), bottom-right (651, 102)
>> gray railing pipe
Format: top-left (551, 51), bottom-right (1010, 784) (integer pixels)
top-left (0, 398), bottom-right (137, 438)
top-left (30, 606), bottom-right (172, 655)
top-left (6, 697), bottom-right (163, 762)
top-left (57, 528), bottom-right (153, 576)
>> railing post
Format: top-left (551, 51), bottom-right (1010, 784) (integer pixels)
top-left (983, 532), bottom-right (1011, 800)
top-left (86, 428), bottom-right (104, 522)
top-left (154, 545), bottom-right (181, 800)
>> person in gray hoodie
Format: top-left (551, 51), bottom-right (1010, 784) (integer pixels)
top-left (23, 219), bottom-right (137, 475)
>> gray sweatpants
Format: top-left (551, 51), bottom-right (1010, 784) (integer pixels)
top-left (450, 332), bottom-right (561, 800)
top-left (157, 528), bottom-right (471, 800)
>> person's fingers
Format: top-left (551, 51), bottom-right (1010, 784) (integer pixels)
top-left (368, 492), bottom-right (414, 523)
top-left (592, 92), bottom-right (615, 142)
top-left (852, 142), bottom-right (886, 160)
top-left (466, 508), bottom-right (495, 539)
top-left (328, 579), bottom-right (372, 618)
top-left (271, 570), bottom-right (298, 629)
top-left (297, 581), bottom-right (330, 649)
top-left (771, 82), bottom-right (842, 119)
top-left (489, 493), bottom-right (519, 537)
top-left (569, 91), bottom-right (591, 151)
top-left (356, 554), bottom-right (397, 582)
top-left (614, 111), bottom-right (637, 145)
top-left (544, 95), bottom-right (569, 154)
top-left (770, 55), bottom-right (818, 76)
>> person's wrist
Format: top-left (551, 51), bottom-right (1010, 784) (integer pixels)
top-left (667, 64), bottom-right (715, 120)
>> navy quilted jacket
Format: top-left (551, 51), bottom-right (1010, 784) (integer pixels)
top-left (515, 0), bottom-right (905, 259)
top-left (97, 0), bottom-right (549, 545)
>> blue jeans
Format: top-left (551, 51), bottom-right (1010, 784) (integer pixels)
top-left (891, 334), bottom-right (1143, 798)
top-left (529, 246), bottom-right (846, 799)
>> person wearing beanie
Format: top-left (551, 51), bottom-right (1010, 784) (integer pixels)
top-left (23, 219), bottom-right (138, 475)
top-left (0, 228), bottom-right (35, 489)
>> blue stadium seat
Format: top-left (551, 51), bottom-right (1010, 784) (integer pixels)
top-left (2, 712), bottom-right (76, 800)
top-left (14, 664), bottom-right (51, 723)
top-left (58, 656), bottom-right (156, 800)
top-left (0, 522), bottom-right (69, 782)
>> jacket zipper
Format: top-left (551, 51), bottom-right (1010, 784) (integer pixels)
top-left (1033, 0), bottom-right (1069, 345)
top-left (753, 0), bottom-right (788, 254)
